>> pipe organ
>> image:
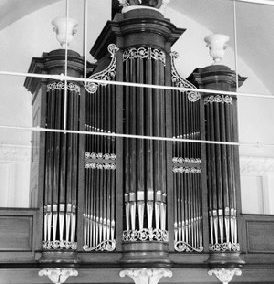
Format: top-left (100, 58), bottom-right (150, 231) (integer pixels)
top-left (24, 0), bottom-right (246, 274)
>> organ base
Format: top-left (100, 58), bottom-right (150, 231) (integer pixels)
top-left (121, 242), bottom-right (171, 267)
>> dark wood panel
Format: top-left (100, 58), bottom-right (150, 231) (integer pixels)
top-left (247, 220), bottom-right (274, 253)
top-left (0, 214), bottom-right (33, 251)
top-left (242, 215), bottom-right (274, 254)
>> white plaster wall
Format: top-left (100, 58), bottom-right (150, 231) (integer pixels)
top-left (0, 145), bottom-right (31, 207)
top-left (240, 157), bottom-right (274, 215)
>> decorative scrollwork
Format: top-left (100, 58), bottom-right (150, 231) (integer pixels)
top-left (120, 268), bottom-right (173, 284)
top-left (39, 268), bottom-right (78, 284)
top-left (209, 242), bottom-right (240, 252)
top-left (172, 166), bottom-right (201, 174)
top-left (204, 95), bottom-right (233, 104)
top-left (85, 152), bottom-right (117, 160)
top-left (123, 228), bottom-right (169, 242)
top-left (85, 44), bottom-right (119, 94)
top-left (123, 46), bottom-right (166, 65)
top-left (170, 51), bottom-right (201, 102)
top-left (208, 268), bottom-right (242, 284)
top-left (43, 240), bottom-right (77, 250)
top-left (85, 163), bottom-right (116, 170)
top-left (175, 241), bottom-right (203, 253)
top-left (47, 82), bottom-right (80, 93)
top-left (172, 157), bottom-right (201, 164)
top-left (83, 240), bottom-right (116, 252)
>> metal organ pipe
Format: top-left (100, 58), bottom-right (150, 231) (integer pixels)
top-left (122, 47), bottom-right (168, 243)
top-left (204, 96), bottom-right (240, 252)
top-left (188, 65), bottom-right (246, 255)
top-left (170, 52), bottom-right (203, 253)
top-left (43, 82), bottom-right (80, 250)
top-left (84, 44), bottom-right (118, 252)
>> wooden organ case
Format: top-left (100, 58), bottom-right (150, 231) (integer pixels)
top-left (23, 1), bottom-right (248, 282)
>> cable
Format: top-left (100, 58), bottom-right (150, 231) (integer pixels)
top-left (233, 0), bottom-right (239, 92)
top-left (64, 0), bottom-right (69, 133)
top-left (84, 0), bottom-right (88, 86)
top-left (228, 0), bottom-right (274, 6)
top-left (0, 124), bottom-right (274, 148)
top-left (0, 70), bottom-right (274, 100)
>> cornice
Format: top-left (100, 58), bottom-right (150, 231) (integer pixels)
top-left (0, 146), bottom-right (273, 175)
top-left (240, 156), bottom-right (274, 175)
top-left (0, 144), bottom-right (31, 162)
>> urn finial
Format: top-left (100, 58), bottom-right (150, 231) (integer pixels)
top-left (204, 34), bottom-right (230, 65)
top-left (52, 17), bottom-right (78, 48)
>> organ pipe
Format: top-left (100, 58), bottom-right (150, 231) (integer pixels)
top-left (84, 44), bottom-right (118, 251)
top-left (170, 52), bottom-right (203, 252)
top-left (43, 82), bottom-right (80, 250)
top-left (122, 47), bottom-right (168, 243)
top-left (188, 65), bottom-right (246, 254)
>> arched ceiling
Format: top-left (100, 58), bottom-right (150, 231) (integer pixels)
top-left (0, 0), bottom-right (58, 30)
top-left (171, 0), bottom-right (274, 94)
top-left (0, 0), bottom-right (273, 94)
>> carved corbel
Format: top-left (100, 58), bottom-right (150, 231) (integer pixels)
top-left (208, 268), bottom-right (242, 284)
top-left (119, 268), bottom-right (172, 284)
top-left (39, 268), bottom-right (78, 284)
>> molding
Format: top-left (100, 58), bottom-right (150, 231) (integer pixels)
top-left (120, 268), bottom-right (172, 284)
top-left (208, 268), bottom-right (242, 284)
top-left (240, 156), bottom-right (274, 175)
top-left (0, 144), bottom-right (31, 162)
top-left (39, 268), bottom-right (78, 284)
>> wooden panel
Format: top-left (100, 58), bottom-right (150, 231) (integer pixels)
top-left (0, 215), bottom-right (33, 251)
top-left (245, 215), bottom-right (274, 253)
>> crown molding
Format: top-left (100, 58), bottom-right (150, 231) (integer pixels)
top-left (0, 145), bottom-right (273, 175)
top-left (240, 156), bottom-right (274, 175)
top-left (0, 144), bottom-right (31, 162)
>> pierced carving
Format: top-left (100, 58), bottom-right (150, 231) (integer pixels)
top-left (83, 239), bottom-right (116, 252)
top-left (123, 228), bottom-right (169, 242)
top-left (47, 82), bottom-right (80, 93)
top-left (204, 95), bottom-right (233, 104)
top-left (39, 268), bottom-right (78, 284)
top-left (170, 51), bottom-right (201, 102)
top-left (175, 241), bottom-right (203, 253)
top-left (85, 44), bottom-right (119, 94)
top-left (85, 163), bottom-right (116, 170)
top-left (120, 268), bottom-right (172, 284)
top-left (43, 240), bottom-right (77, 250)
top-left (172, 166), bottom-right (201, 174)
top-left (85, 152), bottom-right (116, 160)
top-left (209, 242), bottom-right (240, 252)
top-left (123, 46), bottom-right (166, 65)
top-left (172, 157), bottom-right (202, 164)
top-left (208, 268), bottom-right (242, 284)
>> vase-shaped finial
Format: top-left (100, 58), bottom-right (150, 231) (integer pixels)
top-left (204, 34), bottom-right (230, 65)
top-left (52, 17), bottom-right (78, 48)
